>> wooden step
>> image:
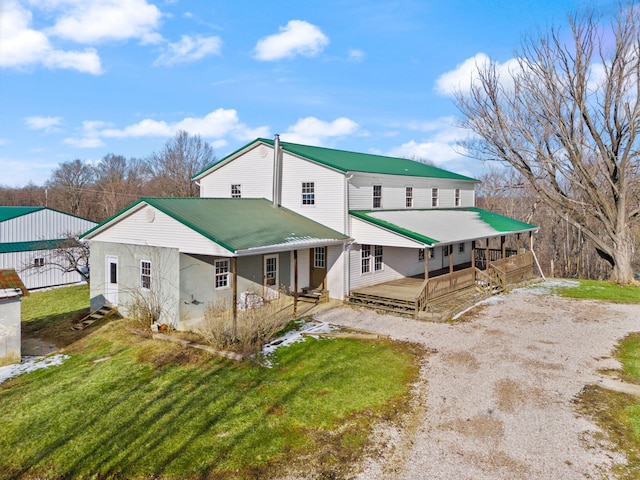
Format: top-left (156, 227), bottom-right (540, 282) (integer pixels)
top-left (71, 305), bottom-right (119, 330)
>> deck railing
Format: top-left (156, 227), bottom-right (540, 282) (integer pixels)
top-left (475, 248), bottom-right (518, 269)
top-left (414, 251), bottom-right (534, 316)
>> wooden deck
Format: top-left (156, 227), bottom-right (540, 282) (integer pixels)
top-left (351, 277), bottom-right (424, 303)
top-left (347, 252), bottom-right (535, 319)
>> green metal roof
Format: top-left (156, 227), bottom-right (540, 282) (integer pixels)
top-left (83, 198), bottom-right (349, 253)
top-left (0, 239), bottom-right (65, 253)
top-left (350, 208), bottom-right (537, 246)
top-left (0, 206), bottom-right (45, 222)
top-left (194, 138), bottom-right (478, 181)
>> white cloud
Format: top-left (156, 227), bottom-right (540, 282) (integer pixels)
top-left (0, 1), bottom-right (102, 74)
top-left (254, 20), bottom-right (329, 61)
top-left (435, 53), bottom-right (519, 97)
top-left (347, 49), bottom-right (365, 62)
top-left (154, 35), bottom-right (222, 66)
top-left (47, 0), bottom-right (163, 44)
top-left (280, 116), bottom-right (359, 145)
top-left (406, 116), bottom-right (468, 143)
top-left (63, 136), bottom-right (105, 148)
top-left (24, 116), bottom-right (63, 132)
top-left (387, 140), bottom-right (467, 165)
top-left (66, 109), bottom-right (270, 148)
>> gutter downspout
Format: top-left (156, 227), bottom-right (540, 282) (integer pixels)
top-left (272, 134), bottom-right (282, 208)
top-left (344, 173), bottom-right (353, 300)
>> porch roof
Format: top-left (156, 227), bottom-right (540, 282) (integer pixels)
top-left (82, 198), bottom-right (350, 255)
top-left (350, 208), bottom-right (537, 247)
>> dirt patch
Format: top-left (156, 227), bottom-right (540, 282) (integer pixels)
top-left (21, 337), bottom-right (58, 356)
top-left (494, 378), bottom-right (548, 413)
top-left (441, 351), bottom-right (479, 371)
top-left (441, 414), bottom-right (504, 441)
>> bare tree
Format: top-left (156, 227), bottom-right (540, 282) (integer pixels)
top-left (22, 235), bottom-right (91, 285)
top-left (94, 154), bottom-right (149, 218)
top-left (45, 159), bottom-right (96, 216)
top-left (146, 130), bottom-right (216, 197)
top-left (456, 6), bottom-right (640, 284)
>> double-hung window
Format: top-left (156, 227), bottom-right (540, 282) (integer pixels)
top-left (374, 246), bottom-right (383, 271)
top-left (231, 184), bottom-right (241, 198)
top-left (431, 187), bottom-right (439, 207)
top-left (361, 244), bottom-right (383, 273)
top-left (454, 188), bottom-right (461, 207)
top-left (215, 259), bottom-right (230, 289)
top-left (140, 260), bottom-right (151, 289)
top-left (34, 257), bottom-right (45, 267)
top-left (459, 243), bottom-right (465, 253)
top-left (302, 182), bottom-right (315, 205)
top-left (373, 185), bottom-right (382, 208)
top-left (361, 245), bottom-right (371, 273)
top-left (405, 187), bottom-right (413, 208)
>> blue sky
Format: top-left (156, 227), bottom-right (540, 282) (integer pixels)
top-left (0, 0), bottom-right (615, 187)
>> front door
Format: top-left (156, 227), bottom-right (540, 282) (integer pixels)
top-left (309, 247), bottom-right (327, 290)
top-left (105, 255), bottom-right (118, 305)
top-left (263, 254), bottom-right (279, 300)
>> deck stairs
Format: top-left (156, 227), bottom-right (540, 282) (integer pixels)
top-left (71, 305), bottom-right (120, 330)
top-left (298, 288), bottom-right (329, 304)
top-left (348, 291), bottom-right (416, 315)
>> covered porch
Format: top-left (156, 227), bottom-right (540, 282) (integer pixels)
top-left (348, 241), bottom-right (537, 319)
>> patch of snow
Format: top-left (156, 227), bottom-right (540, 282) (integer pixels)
top-left (451, 295), bottom-right (506, 320)
top-left (261, 321), bottom-right (337, 366)
top-left (0, 354), bottom-right (69, 384)
top-left (516, 279), bottom-right (580, 296)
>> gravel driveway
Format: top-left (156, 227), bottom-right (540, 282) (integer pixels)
top-left (314, 287), bottom-right (639, 479)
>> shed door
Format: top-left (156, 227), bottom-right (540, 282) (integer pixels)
top-left (105, 255), bottom-right (118, 305)
top-left (309, 247), bottom-right (326, 290)
top-left (263, 254), bottom-right (279, 300)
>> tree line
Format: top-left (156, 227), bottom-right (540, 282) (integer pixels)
top-left (0, 131), bottom-right (216, 222)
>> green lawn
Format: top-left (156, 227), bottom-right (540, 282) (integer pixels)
top-left (21, 284), bottom-right (91, 347)
top-left (2, 287), bottom-right (421, 479)
top-left (577, 334), bottom-right (640, 478)
top-left (537, 279), bottom-right (640, 303)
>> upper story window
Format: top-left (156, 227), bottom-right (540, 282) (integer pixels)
top-left (431, 187), bottom-right (439, 207)
top-left (302, 182), bottom-right (315, 205)
top-left (34, 257), bottom-right (45, 267)
top-left (231, 184), bottom-right (241, 198)
top-left (373, 185), bottom-right (382, 208)
top-left (140, 260), bottom-right (151, 289)
top-left (215, 259), bottom-right (230, 289)
top-left (455, 188), bottom-right (461, 207)
top-left (405, 187), bottom-right (413, 208)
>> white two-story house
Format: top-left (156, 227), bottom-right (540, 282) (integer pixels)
top-left (82, 136), bottom-right (537, 327)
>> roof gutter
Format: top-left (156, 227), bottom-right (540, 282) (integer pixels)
top-left (234, 238), bottom-right (351, 257)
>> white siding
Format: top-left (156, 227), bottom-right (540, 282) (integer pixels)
top-left (0, 250), bottom-right (86, 290)
top-left (198, 144), bottom-right (273, 199)
top-left (326, 244), bottom-right (344, 300)
top-left (0, 209), bottom-right (95, 243)
top-left (291, 249), bottom-right (310, 292)
top-left (89, 205), bottom-right (232, 257)
top-left (279, 152), bottom-right (346, 233)
top-left (350, 217), bottom-right (425, 248)
top-left (349, 245), bottom-right (414, 290)
top-left (348, 173), bottom-right (476, 210)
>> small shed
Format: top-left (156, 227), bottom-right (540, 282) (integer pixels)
top-left (0, 269), bottom-right (28, 366)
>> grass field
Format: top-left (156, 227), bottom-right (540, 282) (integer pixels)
top-left (550, 279), bottom-right (640, 303)
top-left (2, 285), bottom-right (421, 479)
top-left (21, 284), bottom-right (91, 347)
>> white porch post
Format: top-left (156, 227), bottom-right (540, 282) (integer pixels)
top-left (232, 257), bottom-right (238, 338)
top-left (293, 249), bottom-right (298, 318)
